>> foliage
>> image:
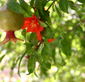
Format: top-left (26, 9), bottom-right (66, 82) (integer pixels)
top-left (0, 0), bottom-right (85, 82)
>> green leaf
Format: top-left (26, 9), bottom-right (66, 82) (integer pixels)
top-left (27, 48), bottom-right (34, 55)
top-left (41, 0), bottom-right (48, 7)
top-left (6, 0), bottom-right (24, 14)
top-left (34, 71), bottom-right (39, 78)
top-left (0, 54), bottom-right (6, 62)
top-left (35, 51), bottom-right (51, 69)
top-left (55, 6), bottom-right (62, 17)
top-left (27, 53), bottom-right (35, 74)
top-left (42, 43), bottom-right (51, 55)
top-left (18, 50), bottom-right (28, 76)
top-left (18, 48), bottom-right (34, 76)
top-left (52, 47), bottom-right (56, 63)
top-left (35, 0), bottom-right (42, 10)
top-left (34, 52), bottom-right (43, 63)
top-left (59, 0), bottom-right (68, 13)
top-left (41, 27), bottom-right (55, 39)
top-left (38, 10), bottom-right (51, 25)
top-left (11, 57), bottom-right (20, 70)
top-left (37, 19), bottom-right (47, 27)
top-left (77, 0), bottom-right (85, 3)
top-left (29, 33), bottom-right (39, 45)
top-left (30, 0), bottom-right (34, 7)
top-left (44, 61), bottom-right (51, 69)
top-left (68, 1), bottom-right (80, 10)
top-left (61, 38), bottom-right (71, 57)
top-left (21, 29), bottom-right (26, 37)
top-left (41, 60), bottom-right (51, 69)
top-left (24, 42), bottom-right (32, 49)
top-left (19, 0), bottom-right (32, 16)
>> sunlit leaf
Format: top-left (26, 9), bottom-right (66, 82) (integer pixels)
top-left (55, 6), bottom-right (62, 17)
top-left (0, 54), bottom-right (6, 62)
top-left (21, 29), bottom-right (26, 38)
top-left (11, 57), bottom-right (20, 70)
top-left (37, 19), bottom-right (47, 27)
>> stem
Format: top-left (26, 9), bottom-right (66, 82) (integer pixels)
top-left (34, 39), bottom-right (44, 50)
top-left (47, 0), bottom-right (57, 11)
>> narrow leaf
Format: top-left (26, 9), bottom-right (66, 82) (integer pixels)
top-left (37, 19), bottom-right (47, 27)
top-left (68, 1), bottom-right (80, 10)
top-left (11, 57), bottom-right (20, 70)
top-left (0, 54), bottom-right (6, 62)
top-left (55, 6), bottom-right (62, 17)
top-left (59, 0), bottom-right (68, 13)
top-left (27, 53), bottom-right (35, 74)
top-left (30, 0), bottom-right (34, 7)
top-left (18, 50), bottom-right (28, 76)
top-left (21, 29), bottom-right (26, 38)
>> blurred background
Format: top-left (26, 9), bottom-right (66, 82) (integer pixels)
top-left (0, 0), bottom-right (85, 82)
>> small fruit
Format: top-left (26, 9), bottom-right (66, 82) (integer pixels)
top-left (0, 5), bottom-right (24, 44)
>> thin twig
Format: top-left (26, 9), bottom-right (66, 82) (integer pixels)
top-left (66, 19), bottom-right (85, 34)
top-left (34, 39), bottom-right (44, 51)
top-left (47, 0), bottom-right (56, 11)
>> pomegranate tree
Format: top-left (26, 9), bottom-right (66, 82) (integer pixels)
top-left (0, 5), bottom-right (24, 44)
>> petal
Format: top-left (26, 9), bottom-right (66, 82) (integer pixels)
top-left (38, 26), bottom-right (44, 31)
top-left (21, 25), bottom-right (27, 29)
top-left (47, 38), bottom-right (55, 43)
top-left (26, 27), bottom-right (31, 33)
top-left (0, 31), bottom-right (24, 45)
top-left (37, 35), bottom-right (42, 41)
top-left (36, 31), bottom-right (41, 36)
top-left (36, 32), bottom-right (42, 41)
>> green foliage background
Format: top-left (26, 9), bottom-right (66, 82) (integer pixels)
top-left (0, 0), bottom-right (85, 82)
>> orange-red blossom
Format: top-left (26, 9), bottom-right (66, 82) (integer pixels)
top-left (21, 15), bottom-right (54, 42)
top-left (21, 15), bottom-right (43, 41)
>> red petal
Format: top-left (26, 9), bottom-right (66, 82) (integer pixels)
top-left (36, 31), bottom-right (41, 36)
top-left (37, 35), bottom-right (42, 41)
top-left (47, 38), bottom-right (55, 43)
top-left (37, 26), bottom-right (44, 32)
top-left (36, 32), bottom-right (42, 41)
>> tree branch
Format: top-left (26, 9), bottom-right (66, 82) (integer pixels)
top-left (47, 0), bottom-right (56, 11)
top-left (34, 39), bottom-right (44, 50)
top-left (66, 19), bottom-right (85, 35)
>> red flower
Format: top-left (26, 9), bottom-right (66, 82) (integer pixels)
top-left (21, 15), bottom-right (43, 41)
top-left (0, 31), bottom-right (23, 44)
top-left (47, 38), bottom-right (55, 43)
